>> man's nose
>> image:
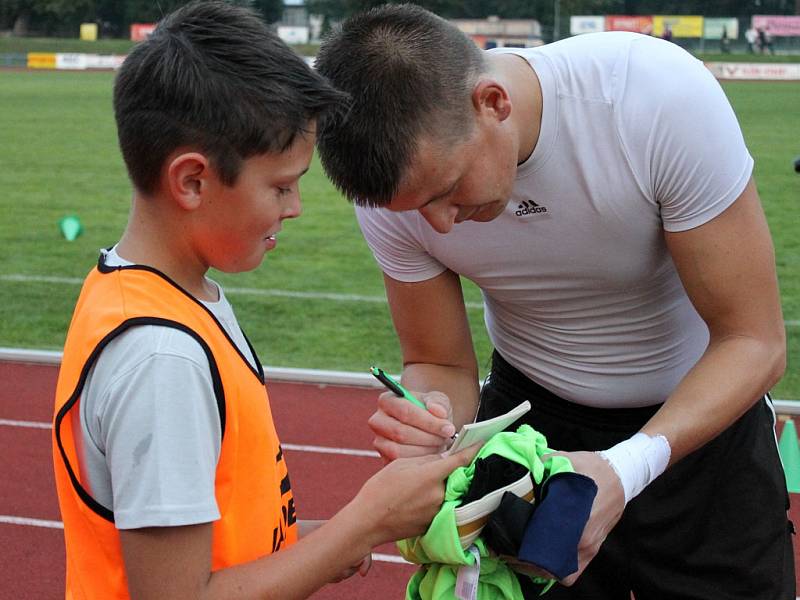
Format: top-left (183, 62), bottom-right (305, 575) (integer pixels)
top-left (419, 202), bottom-right (457, 234)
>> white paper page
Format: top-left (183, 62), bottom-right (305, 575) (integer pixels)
top-left (448, 401), bottom-right (531, 453)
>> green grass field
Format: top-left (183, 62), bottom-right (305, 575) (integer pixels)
top-left (0, 70), bottom-right (797, 398)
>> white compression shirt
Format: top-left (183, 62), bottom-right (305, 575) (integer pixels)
top-left (356, 32), bottom-right (753, 408)
top-left (72, 247), bottom-right (258, 528)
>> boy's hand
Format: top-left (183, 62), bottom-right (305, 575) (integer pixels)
top-left (368, 390), bottom-right (457, 461)
top-left (331, 553), bottom-right (372, 582)
top-left (354, 443), bottom-right (480, 546)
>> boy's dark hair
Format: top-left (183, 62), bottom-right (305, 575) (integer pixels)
top-left (114, 1), bottom-right (347, 195)
top-left (315, 3), bottom-right (485, 207)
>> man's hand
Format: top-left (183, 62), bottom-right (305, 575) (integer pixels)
top-left (368, 390), bottom-right (457, 461)
top-left (545, 451), bottom-right (625, 586)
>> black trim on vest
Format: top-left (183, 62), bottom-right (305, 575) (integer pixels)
top-left (241, 330), bottom-right (265, 381)
top-left (96, 251), bottom-right (265, 385)
top-left (54, 317), bottom-right (226, 523)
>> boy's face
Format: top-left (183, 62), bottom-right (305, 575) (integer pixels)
top-left (197, 126), bottom-right (315, 273)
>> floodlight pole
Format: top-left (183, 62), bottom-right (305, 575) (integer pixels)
top-left (553, 0), bottom-right (560, 41)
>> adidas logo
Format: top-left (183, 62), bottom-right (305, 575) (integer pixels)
top-left (515, 200), bottom-right (547, 216)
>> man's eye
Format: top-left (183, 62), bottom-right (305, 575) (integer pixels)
top-left (278, 187), bottom-right (291, 195)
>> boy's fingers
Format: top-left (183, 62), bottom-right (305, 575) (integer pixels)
top-left (434, 443), bottom-right (480, 473)
top-left (358, 554), bottom-right (372, 576)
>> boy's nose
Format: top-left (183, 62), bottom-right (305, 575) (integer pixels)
top-left (283, 193), bottom-right (302, 219)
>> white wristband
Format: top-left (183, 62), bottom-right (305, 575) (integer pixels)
top-left (597, 433), bottom-right (671, 505)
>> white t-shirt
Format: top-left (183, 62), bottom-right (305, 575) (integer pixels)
top-left (356, 32), bottom-right (753, 408)
top-left (72, 247), bottom-right (258, 529)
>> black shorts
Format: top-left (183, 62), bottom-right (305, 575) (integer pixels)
top-left (478, 351), bottom-right (795, 600)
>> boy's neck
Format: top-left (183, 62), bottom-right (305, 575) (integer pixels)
top-left (115, 197), bottom-right (219, 303)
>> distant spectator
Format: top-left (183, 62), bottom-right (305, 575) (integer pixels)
top-left (720, 26), bottom-right (730, 53)
top-left (745, 27), bottom-right (758, 53)
top-left (757, 27), bottom-right (774, 55)
top-left (763, 27), bottom-right (775, 55)
top-left (661, 24), bottom-right (673, 43)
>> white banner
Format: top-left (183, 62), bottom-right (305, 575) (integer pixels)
top-left (55, 53), bottom-right (88, 70)
top-left (705, 62), bottom-right (800, 80)
top-left (570, 16), bottom-right (605, 35)
top-left (277, 26), bottom-right (309, 44)
top-left (55, 53), bottom-right (126, 70)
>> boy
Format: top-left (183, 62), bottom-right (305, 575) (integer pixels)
top-left (52, 3), bottom-right (476, 598)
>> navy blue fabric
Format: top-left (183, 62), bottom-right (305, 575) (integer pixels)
top-left (484, 491), bottom-right (537, 557)
top-left (517, 472), bottom-right (597, 580)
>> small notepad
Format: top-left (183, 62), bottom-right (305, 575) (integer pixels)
top-left (448, 401), bottom-right (532, 453)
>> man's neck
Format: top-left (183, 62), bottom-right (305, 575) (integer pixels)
top-left (489, 52), bottom-right (543, 165)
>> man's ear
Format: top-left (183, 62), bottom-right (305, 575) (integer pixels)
top-left (166, 152), bottom-right (211, 211)
top-left (471, 78), bottom-right (512, 122)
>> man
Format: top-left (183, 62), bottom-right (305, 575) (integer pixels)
top-left (315, 4), bottom-right (793, 598)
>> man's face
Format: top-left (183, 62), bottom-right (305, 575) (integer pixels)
top-left (387, 121), bottom-right (518, 234)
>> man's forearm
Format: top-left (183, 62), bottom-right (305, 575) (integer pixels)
top-left (641, 332), bottom-right (785, 465)
top-left (401, 362), bottom-right (480, 429)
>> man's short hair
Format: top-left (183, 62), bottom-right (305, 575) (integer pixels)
top-left (114, 0), bottom-right (347, 195)
top-left (315, 3), bottom-right (486, 207)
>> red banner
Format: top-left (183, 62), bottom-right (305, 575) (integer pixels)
top-left (605, 15), bottom-right (653, 35)
top-left (752, 15), bottom-right (800, 37)
top-left (130, 23), bottom-right (156, 42)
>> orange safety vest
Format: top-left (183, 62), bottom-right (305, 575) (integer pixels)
top-left (52, 256), bottom-right (297, 599)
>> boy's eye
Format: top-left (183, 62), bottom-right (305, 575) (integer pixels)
top-left (277, 186), bottom-right (292, 195)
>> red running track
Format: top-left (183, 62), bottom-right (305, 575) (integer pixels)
top-left (1, 360), bottom-right (797, 599)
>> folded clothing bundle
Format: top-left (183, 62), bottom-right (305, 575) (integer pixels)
top-left (398, 424), bottom-right (597, 600)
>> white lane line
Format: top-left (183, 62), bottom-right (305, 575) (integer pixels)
top-left (0, 273), bottom-right (486, 310)
top-left (0, 418), bottom-right (51, 429)
top-left (283, 443), bottom-right (379, 458)
top-left (0, 515), bottom-right (63, 529)
top-left (372, 553), bottom-right (411, 564)
top-left (0, 515), bottom-right (409, 564)
top-left (0, 418), bottom-right (380, 457)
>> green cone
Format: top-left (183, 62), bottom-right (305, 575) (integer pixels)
top-left (59, 215), bottom-right (83, 241)
top-left (778, 418), bottom-right (800, 493)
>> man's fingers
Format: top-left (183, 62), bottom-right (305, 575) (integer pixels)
top-left (373, 436), bottom-right (446, 461)
top-left (373, 394), bottom-right (455, 441)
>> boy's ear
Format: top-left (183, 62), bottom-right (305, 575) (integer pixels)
top-left (166, 152), bottom-right (212, 211)
top-left (471, 78), bottom-right (512, 122)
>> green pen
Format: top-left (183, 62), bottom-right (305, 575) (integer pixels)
top-left (369, 366), bottom-right (428, 410)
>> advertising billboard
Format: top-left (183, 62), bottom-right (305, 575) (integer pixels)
top-left (704, 18), bottom-right (738, 40)
top-left (654, 16), bottom-right (703, 38)
top-left (752, 15), bottom-right (800, 36)
top-left (570, 16), bottom-right (605, 35)
top-left (605, 15), bottom-right (653, 34)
